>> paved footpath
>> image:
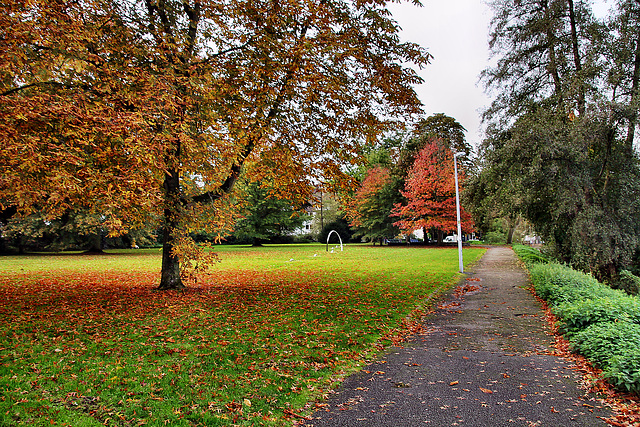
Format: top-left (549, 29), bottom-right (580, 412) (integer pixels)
top-left (304, 246), bottom-right (611, 426)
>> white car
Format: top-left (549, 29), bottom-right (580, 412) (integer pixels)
top-left (443, 235), bottom-right (457, 243)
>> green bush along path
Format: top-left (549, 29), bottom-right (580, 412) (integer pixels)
top-left (306, 246), bottom-right (611, 426)
top-left (521, 246), bottom-right (640, 397)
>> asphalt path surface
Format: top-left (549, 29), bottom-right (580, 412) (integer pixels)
top-left (304, 246), bottom-right (611, 426)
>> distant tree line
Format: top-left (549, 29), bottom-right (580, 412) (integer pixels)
top-left (343, 114), bottom-right (475, 245)
top-left (0, 113), bottom-right (474, 253)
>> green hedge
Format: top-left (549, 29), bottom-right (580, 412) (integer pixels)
top-left (529, 262), bottom-right (620, 306)
top-left (571, 323), bottom-right (640, 393)
top-left (512, 244), bottom-right (550, 266)
top-left (555, 296), bottom-right (640, 334)
top-left (605, 351), bottom-right (640, 394)
top-left (514, 247), bottom-right (640, 395)
top-left (570, 322), bottom-right (640, 369)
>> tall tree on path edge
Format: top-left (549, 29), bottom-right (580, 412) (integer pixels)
top-left (472, 0), bottom-right (640, 280)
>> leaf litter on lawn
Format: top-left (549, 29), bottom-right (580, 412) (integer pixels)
top-left (0, 245), bottom-right (485, 426)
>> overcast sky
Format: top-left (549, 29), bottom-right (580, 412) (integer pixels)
top-left (387, 0), bottom-right (612, 151)
top-left (387, 1), bottom-right (495, 151)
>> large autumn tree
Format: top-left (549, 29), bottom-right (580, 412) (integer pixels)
top-left (0, 0), bottom-right (430, 289)
top-left (396, 113), bottom-right (471, 176)
top-left (392, 138), bottom-right (474, 241)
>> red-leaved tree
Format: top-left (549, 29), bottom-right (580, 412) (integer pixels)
top-left (392, 139), bottom-right (474, 240)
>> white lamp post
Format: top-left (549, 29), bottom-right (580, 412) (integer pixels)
top-left (454, 152), bottom-right (465, 273)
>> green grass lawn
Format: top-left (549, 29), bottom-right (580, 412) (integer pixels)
top-left (0, 244), bottom-right (485, 426)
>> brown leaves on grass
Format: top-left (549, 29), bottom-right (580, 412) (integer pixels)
top-left (0, 262), bottom-right (440, 425)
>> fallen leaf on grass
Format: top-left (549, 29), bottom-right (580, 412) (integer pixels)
top-left (1, 248), bottom-right (489, 427)
top-left (479, 387), bottom-right (493, 394)
top-left (284, 409), bottom-right (311, 420)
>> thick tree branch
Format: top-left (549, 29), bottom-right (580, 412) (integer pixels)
top-left (156, 0), bottom-right (175, 40)
top-left (191, 10), bottom-right (316, 206)
top-left (1, 81), bottom-right (63, 97)
top-left (626, 24), bottom-right (640, 152)
top-left (183, 0), bottom-right (201, 57)
top-left (568, 0), bottom-right (585, 115)
top-left (145, 0), bottom-right (177, 58)
top-left (190, 137), bottom-right (257, 204)
top-left (144, 0), bottom-right (161, 44)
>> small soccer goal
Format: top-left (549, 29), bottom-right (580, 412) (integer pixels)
top-left (326, 230), bottom-right (344, 252)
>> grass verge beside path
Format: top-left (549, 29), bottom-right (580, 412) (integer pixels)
top-left (0, 244), bottom-right (485, 426)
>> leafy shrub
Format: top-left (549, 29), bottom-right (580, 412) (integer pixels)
top-left (554, 296), bottom-right (640, 334)
top-left (616, 270), bottom-right (640, 296)
top-left (604, 350), bottom-right (640, 395)
top-left (484, 230), bottom-right (506, 245)
top-left (529, 262), bottom-right (621, 306)
top-left (525, 260), bottom-right (640, 395)
top-left (513, 244), bottom-right (550, 266)
top-left (292, 234), bottom-right (315, 244)
top-left (570, 322), bottom-right (640, 369)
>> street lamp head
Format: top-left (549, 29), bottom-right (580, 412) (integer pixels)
top-left (454, 151), bottom-right (466, 157)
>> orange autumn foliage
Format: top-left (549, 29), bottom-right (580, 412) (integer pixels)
top-left (392, 139), bottom-right (474, 235)
top-left (0, 0), bottom-right (431, 288)
top-left (345, 166), bottom-right (392, 228)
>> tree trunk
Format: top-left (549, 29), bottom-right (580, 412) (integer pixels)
top-left (597, 262), bottom-right (617, 283)
top-left (158, 168), bottom-right (185, 290)
top-left (506, 225), bottom-right (516, 245)
top-left (85, 228), bottom-right (103, 253)
top-left (16, 234), bottom-right (24, 255)
top-left (626, 24), bottom-right (640, 153)
top-left (505, 214), bottom-right (519, 245)
top-left (159, 223), bottom-right (183, 290)
top-left (544, 1), bottom-right (564, 110)
top-left (567, 0), bottom-right (585, 116)
top-left (320, 191), bottom-right (324, 233)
